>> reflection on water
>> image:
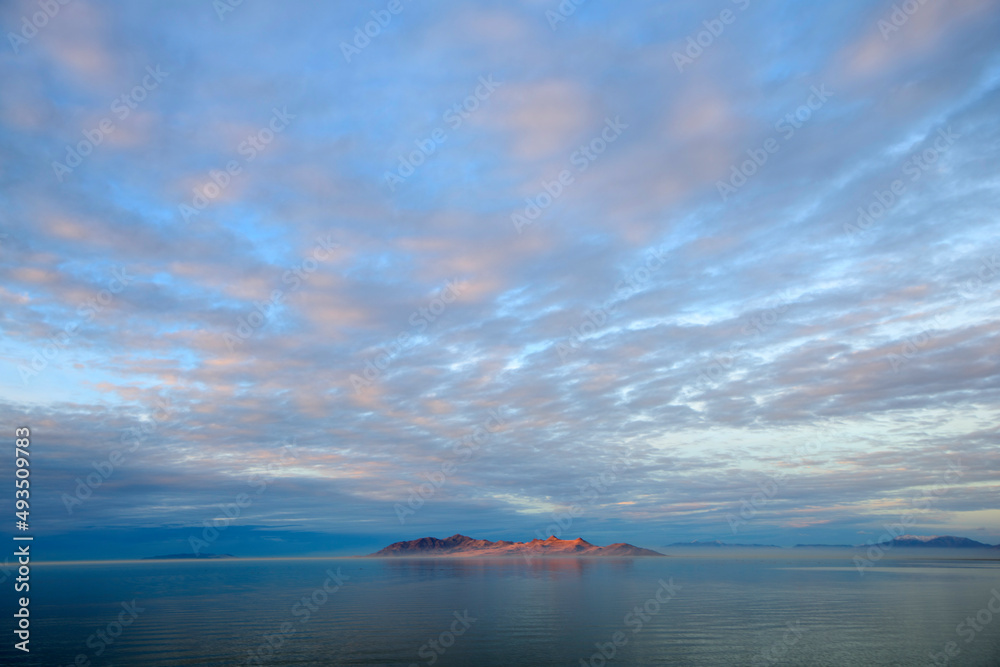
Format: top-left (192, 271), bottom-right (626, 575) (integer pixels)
top-left (2, 555), bottom-right (998, 666)
top-left (380, 556), bottom-right (635, 579)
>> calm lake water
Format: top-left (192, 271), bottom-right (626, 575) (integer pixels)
top-left (5, 553), bottom-right (1000, 666)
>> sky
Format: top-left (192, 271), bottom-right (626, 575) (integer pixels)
top-left (0, 0), bottom-right (999, 560)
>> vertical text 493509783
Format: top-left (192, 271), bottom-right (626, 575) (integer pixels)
top-left (14, 426), bottom-right (32, 653)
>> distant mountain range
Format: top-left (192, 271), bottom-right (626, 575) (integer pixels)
top-left (667, 540), bottom-right (781, 548)
top-left (370, 534), bottom-right (997, 559)
top-left (885, 535), bottom-right (997, 549)
top-left (665, 535), bottom-right (998, 549)
top-left (142, 553), bottom-right (236, 560)
top-left (369, 534), bottom-right (665, 558)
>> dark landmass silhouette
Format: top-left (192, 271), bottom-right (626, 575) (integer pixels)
top-left (883, 535), bottom-right (996, 548)
top-left (369, 534), bottom-right (665, 558)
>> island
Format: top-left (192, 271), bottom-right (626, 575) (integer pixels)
top-left (369, 534), bottom-right (665, 558)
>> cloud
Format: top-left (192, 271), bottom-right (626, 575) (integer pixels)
top-left (0, 0), bottom-right (999, 556)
